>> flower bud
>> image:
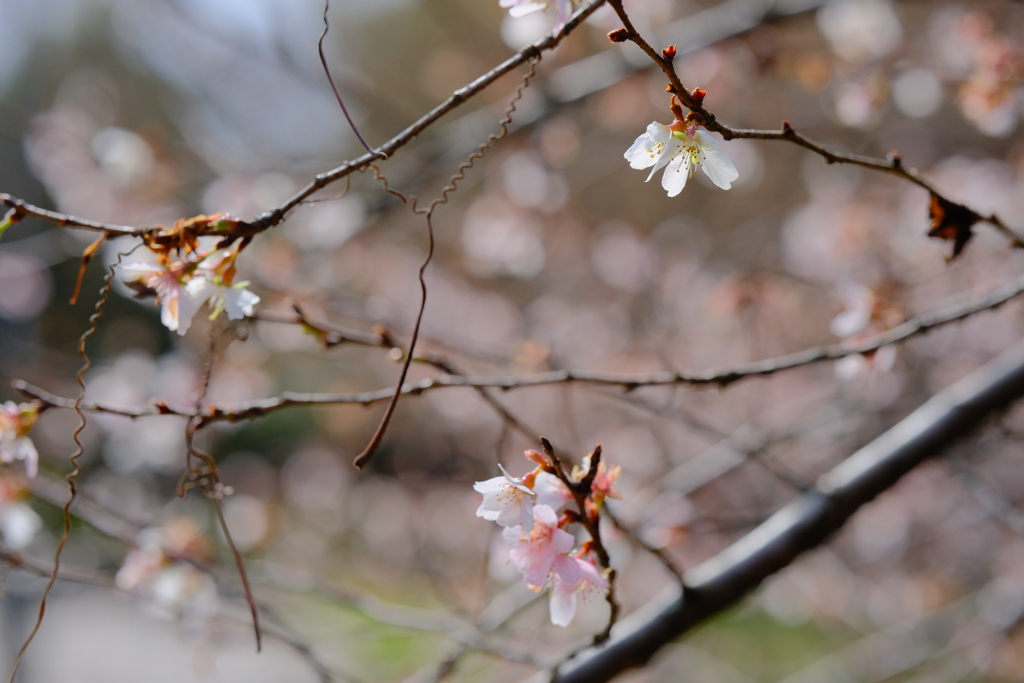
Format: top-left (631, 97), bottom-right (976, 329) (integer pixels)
top-left (607, 28), bottom-right (629, 43)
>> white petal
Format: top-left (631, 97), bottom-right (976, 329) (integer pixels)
top-left (835, 354), bottom-right (867, 381)
top-left (533, 504), bottom-right (559, 528)
top-left (700, 148), bottom-right (739, 190)
top-left (661, 150), bottom-right (691, 197)
top-left (502, 525), bottom-right (525, 546)
top-left (695, 129), bottom-right (720, 150)
top-left (830, 309), bottom-right (871, 338)
top-left (549, 581), bottom-right (577, 627)
top-left (554, 0), bottom-right (573, 27)
top-left (647, 122), bottom-right (672, 144)
top-left (185, 276), bottom-right (216, 306)
top-left (872, 345), bottom-right (898, 373)
top-left (625, 134), bottom-right (657, 170)
top-left (507, 1), bottom-right (546, 17)
top-left (18, 438), bottom-right (37, 479)
top-left (222, 287), bottom-right (260, 320)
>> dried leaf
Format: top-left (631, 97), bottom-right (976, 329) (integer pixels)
top-left (928, 193), bottom-right (978, 260)
top-left (69, 233), bottom-right (107, 305)
top-left (143, 213), bottom-right (245, 255)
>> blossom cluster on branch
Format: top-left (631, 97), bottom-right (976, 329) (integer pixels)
top-left (475, 448), bottom-right (620, 627)
top-left (117, 235), bottom-right (260, 336)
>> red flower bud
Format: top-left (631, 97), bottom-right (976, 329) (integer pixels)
top-left (607, 28), bottom-right (629, 43)
top-left (662, 44), bottom-right (677, 61)
top-left (691, 88), bottom-right (706, 105)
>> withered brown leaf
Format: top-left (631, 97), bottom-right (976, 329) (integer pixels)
top-left (928, 193), bottom-right (978, 260)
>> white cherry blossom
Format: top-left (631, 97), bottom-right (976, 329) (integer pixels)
top-left (474, 463), bottom-right (537, 530)
top-left (499, 0), bottom-right (573, 30)
top-left (186, 276), bottom-right (260, 321)
top-left (625, 121), bottom-right (738, 197)
top-left (186, 249), bottom-right (260, 322)
top-left (533, 470), bottom-right (572, 510)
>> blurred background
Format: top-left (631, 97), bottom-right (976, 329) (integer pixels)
top-left (2, 0), bottom-right (1024, 680)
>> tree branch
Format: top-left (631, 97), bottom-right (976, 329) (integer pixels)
top-left (551, 338), bottom-right (1024, 683)
top-left (19, 268), bottom-right (1024, 422)
top-left (605, 0), bottom-right (1024, 250)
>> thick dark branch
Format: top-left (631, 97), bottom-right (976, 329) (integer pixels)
top-left (553, 338), bottom-right (1024, 683)
top-left (16, 270), bottom-right (1024, 421)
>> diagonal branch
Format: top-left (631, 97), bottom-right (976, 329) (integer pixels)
top-left (605, 0), bottom-right (1024, 250)
top-left (550, 338), bottom-right (1024, 683)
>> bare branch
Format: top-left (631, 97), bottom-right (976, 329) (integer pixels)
top-left (17, 269), bottom-right (1024, 425)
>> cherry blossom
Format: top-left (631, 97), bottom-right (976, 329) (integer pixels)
top-left (187, 249), bottom-right (260, 322)
top-left (474, 463), bottom-right (538, 529)
top-left (116, 519), bottom-right (218, 619)
top-left (499, 0), bottom-right (574, 30)
top-left (625, 119), bottom-right (738, 196)
top-left (829, 283), bottom-right (905, 381)
top-left (503, 504), bottom-right (578, 589)
top-left (533, 470), bottom-right (573, 510)
top-left (0, 401), bottom-right (40, 479)
top-left (118, 261), bottom-right (199, 335)
top-left (549, 555), bottom-right (608, 627)
top-left (830, 281), bottom-right (876, 337)
top-left (588, 462), bottom-right (622, 509)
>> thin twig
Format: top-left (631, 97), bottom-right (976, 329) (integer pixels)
top-left (6, 247), bottom-right (135, 683)
top-left (319, 0), bottom-right (383, 159)
top-left (605, 0), bottom-right (1024, 250)
top-left (20, 269), bottom-right (1024, 422)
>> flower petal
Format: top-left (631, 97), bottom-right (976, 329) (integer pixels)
top-left (661, 149), bottom-right (691, 197)
top-left (222, 286), bottom-right (260, 320)
top-left (554, 553), bottom-right (581, 586)
top-left (549, 580), bottom-right (577, 627)
top-left (700, 148), bottom-right (739, 190)
top-left (695, 129), bottom-right (720, 150)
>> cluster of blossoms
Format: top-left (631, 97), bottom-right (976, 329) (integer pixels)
top-left (625, 97), bottom-right (739, 197)
top-left (474, 449), bottom-right (621, 626)
top-left (119, 241), bottom-right (259, 336)
top-left (830, 282), bottom-right (906, 380)
top-left (0, 476), bottom-right (43, 550)
top-left (0, 401), bottom-right (40, 480)
top-left (115, 518), bottom-right (219, 620)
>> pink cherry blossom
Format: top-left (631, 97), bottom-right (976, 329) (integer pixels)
top-left (503, 504), bottom-right (578, 589)
top-left (118, 261), bottom-right (199, 335)
top-left (549, 555), bottom-right (608, 627)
